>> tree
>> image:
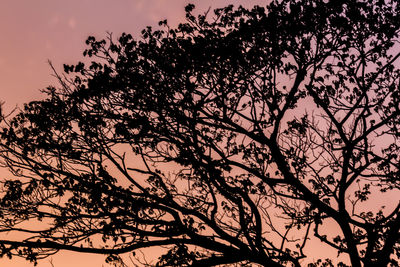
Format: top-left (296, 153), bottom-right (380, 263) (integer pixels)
top-left (0, 0), bottom-right (400, 266)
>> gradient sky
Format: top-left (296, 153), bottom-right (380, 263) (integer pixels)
top-left (0, 0), bottom-right (263, 112)
top-left (0, 1), bottom-right (267, 266)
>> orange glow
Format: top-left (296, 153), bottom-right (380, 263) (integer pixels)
top-left (3, 0), bottom-right (398, 266)
top-left (0, 1), bottom-right (267, 266)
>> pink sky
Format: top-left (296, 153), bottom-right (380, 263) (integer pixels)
top-left (0, 1), bottom-right (267, 266)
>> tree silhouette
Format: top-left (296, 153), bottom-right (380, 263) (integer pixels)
top-left (1, 0), bottom-right (400, 266)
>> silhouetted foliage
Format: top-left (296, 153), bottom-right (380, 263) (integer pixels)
top-left (1, 0), bottom-right (400, 266)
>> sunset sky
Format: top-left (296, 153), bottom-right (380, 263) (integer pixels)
top-left (0, 1), bottom-right (267, 266)
top-left (0, 0), bottom-right (263, 112)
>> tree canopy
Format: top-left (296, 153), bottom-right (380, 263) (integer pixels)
top-left (1, 0), bottom-right (400, 266)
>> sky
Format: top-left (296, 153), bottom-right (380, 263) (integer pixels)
top-left (2, 1), bottom-right (399, 266)
top-left (0, 0), bottom-right (262, 112)
top-left (0, 1), bottom-right (267, 266)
